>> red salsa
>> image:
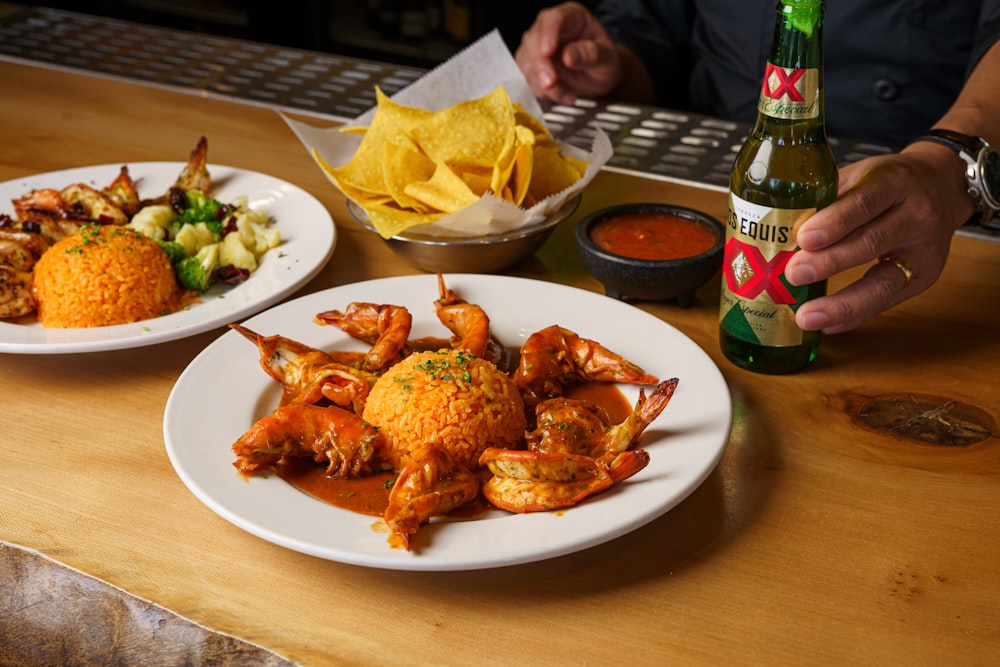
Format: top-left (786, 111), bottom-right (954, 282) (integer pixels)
top-left (591, 212), bottom-right (717, 261)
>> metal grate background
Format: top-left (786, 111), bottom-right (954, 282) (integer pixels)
top-left (1, 5), bottom-right (995, 240)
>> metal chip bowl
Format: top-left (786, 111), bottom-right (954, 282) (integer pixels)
top-left (347, 195), bottom-right (581, 273)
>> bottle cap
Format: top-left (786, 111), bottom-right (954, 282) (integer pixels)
top-left (781, 0), bottom-right (823, 37)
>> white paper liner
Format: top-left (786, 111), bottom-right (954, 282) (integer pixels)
top-left (282, 29), bottom-right (612, 238)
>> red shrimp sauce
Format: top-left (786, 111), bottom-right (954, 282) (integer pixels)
top-left (273, 382), bottom-right (632, 516)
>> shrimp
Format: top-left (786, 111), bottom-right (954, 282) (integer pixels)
top-left (102, 165), bottom-right (141, 217)
top-left (231, 403), bottom-right (386, 477)
top-left (315, 302), bottom-right (413, 372)
top-left (526, 378), bottom-right (679, 458)
top-left (11, 188), bottom-right (82, 243)
top-left (230, 323), bottom-right (375, 412)
top-left (384, 447), bottom-right (481, 550)
top-left (478, 448), bottom-right (650, 514)
top-left (11, 187), bottom-right (66, 221)
top-left (11, 181), bottom-right (128, 232)
top-left (0, 265), bottom-right (35, 319)
top-left (514, 324), bottom-right (659, 404)
top-left (172, 135), bottom-right (211, 194)
top-left (0, 229), bottom-right (49, 271)
top-left (432, 273), bottom-right (505, 366)
top-left (59, 183), bottom-right (129, 225)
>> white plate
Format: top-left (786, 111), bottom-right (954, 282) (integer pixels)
top-left (0, 163), bottom-right (336, 353)
top-left (163, 274), bottom-right (732, 571)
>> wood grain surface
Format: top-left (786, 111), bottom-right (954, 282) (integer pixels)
top-left (1, 60), bottom-right (998, 666)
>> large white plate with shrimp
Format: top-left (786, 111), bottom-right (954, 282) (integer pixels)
top-left (0, 163), bottom-right (335, 353)
top-left (163, 274), bottom-right (732, 571)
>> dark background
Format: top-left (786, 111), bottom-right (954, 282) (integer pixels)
top-left (32, 1), bottom-right (598, 68)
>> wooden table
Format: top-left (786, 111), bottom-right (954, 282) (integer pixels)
top-left (2, 58), bottom-right (998, 666)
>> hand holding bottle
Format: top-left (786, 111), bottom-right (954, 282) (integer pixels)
top-left (783, 143), bottom-right (976, 334)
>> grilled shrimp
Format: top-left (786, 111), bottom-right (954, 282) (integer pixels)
top-left (11, 181), bottom-right (129, 234)
top-left (172, 135), bottom-right (211, 194)
top-left (102, 165), bottom-right (141, 216)
top-left (231, 403), bottom-right (386, 477)
top-left (59, 183), bottom-right (129, 225)
top-left (11, 188), bottom-right (82, 243)
top-left (0, 229), bottom-right (49, 272)
top-left (0, 265), bottom-right (35, 319)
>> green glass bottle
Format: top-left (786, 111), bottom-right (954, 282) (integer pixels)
top-left (719, 0), bottom-right (838, 374)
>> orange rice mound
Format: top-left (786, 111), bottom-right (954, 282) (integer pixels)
top-left (362, 349), bottom-right (526, 471)
top-left (32, 225), bottom-right (181, 328)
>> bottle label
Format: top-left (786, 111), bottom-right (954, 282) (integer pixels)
top-left (758, 62), bottom-right (819, 119)
top-left (720, 195), bottom-right (815, 347)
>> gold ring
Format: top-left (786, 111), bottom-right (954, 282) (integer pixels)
top-left (878, 255), bottom-right (913, 286)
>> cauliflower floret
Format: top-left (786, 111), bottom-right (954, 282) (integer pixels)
top-left (128, 204), bottom-right (177, 241)
top-left (219, 231), bottom-right (258, 272)
top-left (234, 210), bottom-right (281, 258)
top-left (175, 222), bottom-right (218, 257)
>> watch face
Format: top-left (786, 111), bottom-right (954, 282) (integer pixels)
top-left (984, 150), bottom-right (1000, 208)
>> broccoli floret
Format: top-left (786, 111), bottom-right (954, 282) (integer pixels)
top-left (172, 190), bottom-right (227, 238)
top-left (177, 190), bottom-right (223, 222)
top-left (157, 240), bottom-right (186, 264)
top-left (175, 243), bottom-right (219, 292)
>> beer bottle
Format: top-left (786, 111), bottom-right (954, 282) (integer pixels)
top-left (719, 0), bottom-right (838, 374)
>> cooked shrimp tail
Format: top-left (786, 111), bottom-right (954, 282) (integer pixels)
top-left (173, 136), bottom-right (210, 193)
top-left (102, 165), bottom-right (141, 216)
top-left (603, 378), bottom-right (679, 455)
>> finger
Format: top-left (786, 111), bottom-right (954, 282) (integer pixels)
top-left (530, 6), bottom-right (568, 57)
top-left (787, 173), bottom-right (918, 285)
top-left (795, 260), bottom-right (914, 334)
top-left (541, 79), bottom-right (580, 105)
top-left (786, 210), bottom-right (904, 286)
top-left (562, 39), bottom-right (615, 71)
top-left (797, 189), bottom-right (893, 254)
top-left (554, 2), bottom-right (604, 42)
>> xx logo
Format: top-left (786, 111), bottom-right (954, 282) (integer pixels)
top-left (724, 237), bottom-right (796, 304)
top-left (762, 63), bottom-right (805, 102)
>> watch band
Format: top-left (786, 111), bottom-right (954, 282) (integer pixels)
top-left (911, 128), bottom-right (985, 155)
top-left (909, 129), bottom-right (999, 226)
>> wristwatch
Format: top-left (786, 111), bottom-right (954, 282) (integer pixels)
top-left (910, 128), bottom-right (1000, 226)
